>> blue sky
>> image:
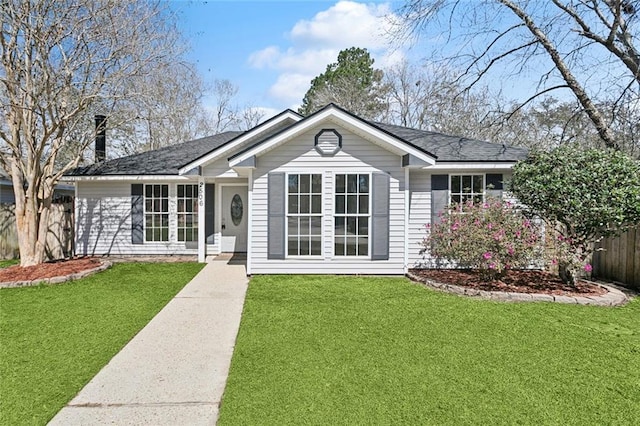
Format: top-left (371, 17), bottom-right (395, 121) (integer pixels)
top-left (170, 0), bottom-right (554, 117)
top-left (171, 1), bottom-right (409, 114)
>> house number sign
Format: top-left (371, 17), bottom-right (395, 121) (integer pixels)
top-left (198, 181), bottom-right (205, 207)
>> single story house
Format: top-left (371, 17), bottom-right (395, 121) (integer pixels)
top-left (65, 104), bottom-right (528, 275)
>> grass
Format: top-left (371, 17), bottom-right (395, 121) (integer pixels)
top-left (0, 262), bottom-right (203, 425)
top-left (0, 259), bottom-right (19, 268)
top-left (219, 275), bottom-right (640, 425)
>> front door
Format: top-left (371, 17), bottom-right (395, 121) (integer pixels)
top-left (221, 185), bottom-right (248, 252)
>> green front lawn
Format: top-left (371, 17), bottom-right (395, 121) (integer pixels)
top-left (0, 259), bottom-right (19, 268)
top-left (219, 275), bottom-right (640, 425)
top-left (0, 262), bottom-right (203, 425)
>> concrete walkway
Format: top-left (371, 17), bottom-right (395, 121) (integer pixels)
top-left (49, 257), bottom-right (248, 426)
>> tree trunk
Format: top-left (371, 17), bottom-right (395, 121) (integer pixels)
top-left (11, 164), bottom-right (50, 267)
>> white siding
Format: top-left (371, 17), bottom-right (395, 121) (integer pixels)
top-left (75, 181), bottom-right (201, 256)
top-left (250, 124), bottom-right (406, 274)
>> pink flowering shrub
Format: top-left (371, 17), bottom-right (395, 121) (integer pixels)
top-left (423, 199), bottom-right (543, 281)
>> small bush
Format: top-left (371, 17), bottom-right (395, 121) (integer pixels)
top-left (423, 199), bottom-right (543, 280)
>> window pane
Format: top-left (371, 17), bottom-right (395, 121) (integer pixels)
top-left (288, 237), bottom-right (298, 256)
top-left (288, 217), bottom-right (298, 236)
top-left (473, 195), bottom-right (483, 204)
top-left (161, 214), bottom-right (169, 227)
top-left (357, 237), bottom-right (368, 256)
top-left (312, 174), bottom-right (322, 193)
top-left (311, 237), bottom-right (322, 255)
top-left (346, 237), bottom-right (357, 255)
top-left (300, 237), bottom-right (310, 255)
top-left (145, 200), bottom-right (152, 211)
top-left (145, 228), bottom-right (152, 241)
top-left (473, 175), bottom-right (483, 193)
top-left (177, 215), bottom-right (185, 227)
top-left (145, 214), bottom-right (152, 226)
top-left (300, 217), bottom-right (310, 236)
top-left (452, 194), bottom-right (461, 205)
top-left (359, 195), bottom-right (369, 214)
top-left (462, 175), bottom-right (472, 193)
top-left (161, 185), bottom-right (168, 197)
top-left (311, 217), bottom-right (322, 235)
top-left (335, 195), bottom-right (345, 214)
top-left (359, 175), bottom-right (369, 193)
top-left (300, 174), bottom-right (310, 193)
top-left (347, 217), bottom-right (356, 235)
top-left (451, 175), bottom-right (460, 193)
top-left (288, 175), bottom-right (299, 193)
top-left (358, 217), bottom-right (369, 236)
top-left (347, 195), bottom-right (357, 214)
top-left (312, 195), bottom-right (321, 214)
top-left (178, 199), bottom-right (184, 212)
top-left (186, 200), bottom-right (193, 213)
top-left (153, 199), bottom-right (160, 212)
top-left (153, 185), bottom-right (160, 197)
top-left (154, 228), bottom-right (161, 241)
top-left (288, 195), bottom-right (298, 213)
top-left (300, 195), bottom-right (310, 214)
top-left (347, 174), bottom-right (357, 193)
top-left (145, 185), bottom-right (152, 197)
top-left (186, 229), bottom-right (192, 241)
top-left (178, 229), bottom-right (184, 241)
top-left (162, 199), bottom-right (168, 212)
top-left (336, 174), bottom-right (345, 193)
top-left (178, 185), bottom-right (184, 197)
top-left (335, 217), bottom-right (345, 235)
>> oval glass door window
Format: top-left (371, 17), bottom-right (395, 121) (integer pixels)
top-left (230, 194), bottom-right (243, 226)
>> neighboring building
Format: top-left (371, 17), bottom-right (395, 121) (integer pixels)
top-left (65, 104), bottom-right (527, 274)
top-left (0, 171), bottom-right (74, 204)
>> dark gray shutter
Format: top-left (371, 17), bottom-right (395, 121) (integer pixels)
top-left (431, 175), bottom-right (449, 226)
top-left (267, 172), bottom-right (285, 259)
top-left (205, 184), bottom-right (215, 244)
top-left (131, 184), bottom-right (144, 244)
top-left (371, 172), bottom-right (390, 261)
top-left (485, 174), bottom-right (503, 201)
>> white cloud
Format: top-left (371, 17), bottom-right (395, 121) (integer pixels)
top-left (248, 1), bottom-right (403, 107)
top-left (290, 1), bottom-right (394, 49)
top-left (268, 73), bottom-right (316, 106)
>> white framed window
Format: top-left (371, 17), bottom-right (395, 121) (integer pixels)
top-left (334, 173), bottom-right (369, 257)
top-left (287, 173), bottom-right (322, 256)
top-left (144, 184), bottom-right (169, 242)
top-left (450, 174), bottom-right (484, 206)
top-left (177, 184), bottom-right (198, 242)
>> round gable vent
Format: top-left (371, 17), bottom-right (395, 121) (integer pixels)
top-left (314, 129), bottom-right (342, 156)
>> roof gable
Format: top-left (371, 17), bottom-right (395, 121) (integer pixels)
top-left (228, 104), bottom-right (437, 167)
top-left (178, 109), bottom-right (302, 175)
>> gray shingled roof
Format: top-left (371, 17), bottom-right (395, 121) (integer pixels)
top-left (67, 116), bottom-right (528, 177)
top-left (66, 131), bottom-right (243, 176)
top-left (371, 122), bottom-right (528, 162)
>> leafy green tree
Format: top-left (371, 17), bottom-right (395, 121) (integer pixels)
top-left (509, 145), bottom-right (640, 284)
top-left (299, 47), bottom-right (388, 119)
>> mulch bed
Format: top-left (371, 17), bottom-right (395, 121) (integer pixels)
top-left (0, 257), bottom-right (102, 284)
top-left (410, 269), bottom-right (607, 297)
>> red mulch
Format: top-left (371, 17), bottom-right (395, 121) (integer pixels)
top-left (410, 269), bottom-right (607, 297)
top-left (0, 257), bottom-right (102, 283)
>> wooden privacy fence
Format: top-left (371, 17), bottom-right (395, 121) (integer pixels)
top-left (593, 226), bottom-right (640, 290)
top-left (0, 203), bottom-right (74, 260)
